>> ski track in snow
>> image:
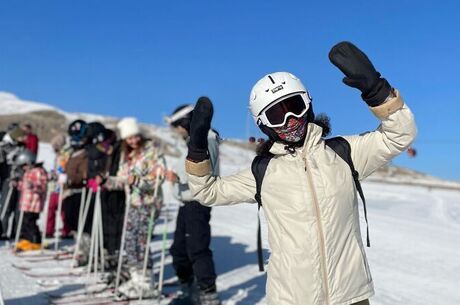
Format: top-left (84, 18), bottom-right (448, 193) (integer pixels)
top-left (0, 141), bottom-right (459, 304)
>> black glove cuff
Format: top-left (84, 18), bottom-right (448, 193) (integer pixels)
top-left (362, 78), bottom-right (392, 107)
top-left (187, 147), bottom-right (209, 163)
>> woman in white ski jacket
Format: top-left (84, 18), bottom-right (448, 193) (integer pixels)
top-left (183, 42), bottom-right (417, 305)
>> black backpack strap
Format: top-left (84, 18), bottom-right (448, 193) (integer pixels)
top-left (251, 155), bottom-right (273, 272)
top-left (325, 137), bottom-right (370, 247)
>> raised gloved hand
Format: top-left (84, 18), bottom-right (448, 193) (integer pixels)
top-left (187, 97), bottom-right (214, 162)
top-left (329, 41), bottom-right (392, 107)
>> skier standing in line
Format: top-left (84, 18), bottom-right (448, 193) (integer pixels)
top-left (21, 123), bottom-right (39, 157)
top-left (102, 117), bottom-right (165, 299)
top-left (14, 150), bottom-right (48, 251)
top-left (165, 105), bottom-right (222, 305)
top-left (99, 130), bottom-right (126, 270)
top-left (62, 120), bottom-right (90, 253)
top-left (0, 126), bottom-right (27, 240)
top-left (45, 134), bottom-right (68, 238)
top-left (183, 42), bottom-right (417, 305)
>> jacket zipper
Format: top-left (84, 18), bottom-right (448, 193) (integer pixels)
top-left (304, 157), bottom-right (331, 305)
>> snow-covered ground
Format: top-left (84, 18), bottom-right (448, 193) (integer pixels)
top-left (1, 140), bottom-right (460, 305)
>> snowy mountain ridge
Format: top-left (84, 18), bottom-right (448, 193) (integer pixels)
top-left (1, 91), bottom-right (460, 190)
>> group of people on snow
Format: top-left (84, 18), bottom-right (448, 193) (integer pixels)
top-left (0, 112), bottom-right (222, 304)
top-left (0, 41), bottom-right (416, 305)
top-left (0, 123), bottom-right (41, 245)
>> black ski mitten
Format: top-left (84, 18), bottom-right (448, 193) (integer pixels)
top-left (329, 41), bottom-right (392, 107)
top-left (187, 96), bottom-right (213, 162)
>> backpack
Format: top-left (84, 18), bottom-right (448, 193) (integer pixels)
top-left (251, 137), bottom-right (369, 272)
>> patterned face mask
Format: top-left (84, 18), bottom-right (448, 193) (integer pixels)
top-left (273, 116), bottom-right (308, 143)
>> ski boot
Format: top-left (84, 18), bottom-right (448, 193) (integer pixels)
top-left (116, 268), bottom-right (159, 300)
top-left (72, 233), bottom-right (91, 267)
top-left (198, 286), bottom-right (222, 305)
top-left (170, 279), bottom-right (199, 305)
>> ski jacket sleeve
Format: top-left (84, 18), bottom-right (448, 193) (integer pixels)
top-left (173, 131), bottom-right (220, 203)
top-left (65, 150), bottom-right (88, 188)
top-left (105, 160), bottom-right (129, 191)
top-left (135, 147), bottom-right (165, 194)
top-left (342, 89), bottom-right (417, 180)
top-left (185, 160), bottom-right (257, 206)
top-left (207, 131), bottom-right (220, 177)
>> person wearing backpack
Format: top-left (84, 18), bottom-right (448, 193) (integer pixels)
top-left (183, 42), bottom-right (417, 305)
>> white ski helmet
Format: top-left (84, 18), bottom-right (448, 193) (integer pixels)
top-left (249, 72), bottom-right (312, 126)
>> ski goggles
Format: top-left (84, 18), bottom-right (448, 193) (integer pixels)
top-left (256, 93), bottom-right (311, 128)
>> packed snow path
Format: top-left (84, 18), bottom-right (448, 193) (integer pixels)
top-left (1, 181), bottom-right (459, 304)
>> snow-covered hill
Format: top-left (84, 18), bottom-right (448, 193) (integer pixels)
top-left (0, 92), bottom-right (58, 115)
top-left (0, 91), bottom-right (115, 123)
top-left (2, 91), bottom-right (459, 190)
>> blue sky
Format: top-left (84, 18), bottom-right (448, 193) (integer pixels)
top-left (1, 1), bottom-right (459, 180)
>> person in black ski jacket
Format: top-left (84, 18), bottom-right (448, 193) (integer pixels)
top-left (165, 105), bottom-right (222, 305)
top-left (0, 126), bottom-right (27, 239)
top-left (100, 137), bottom-right (126, 268)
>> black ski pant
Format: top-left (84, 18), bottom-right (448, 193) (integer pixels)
top-left (62, 192), bottom-right (82, 233)
top-left (170, 201), bottom-right (217, 291)
top-left (0, 181), bottom-right (19, 239)
top-left (101, 190), bottom-right (125, 255)
top-left (20, 212), bottom-right (41, 244)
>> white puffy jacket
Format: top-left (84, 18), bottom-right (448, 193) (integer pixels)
top-left (185, 90), bottom-right (416, 305)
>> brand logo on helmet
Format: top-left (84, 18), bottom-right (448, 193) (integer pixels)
top-left (271, 85), bottom-right (283, 94)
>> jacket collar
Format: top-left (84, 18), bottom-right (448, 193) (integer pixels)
top-left (269, 123), bottom-right (324, 156)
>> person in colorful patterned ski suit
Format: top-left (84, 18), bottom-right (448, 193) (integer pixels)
top-left (104, 117), bottom-right (165, 299)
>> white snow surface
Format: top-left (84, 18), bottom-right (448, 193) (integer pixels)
top-left (0, 140), bottom-right (459, 305)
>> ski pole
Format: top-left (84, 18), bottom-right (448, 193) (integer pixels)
top-left (77, 187), bottom-right (87, 237)
top-left (140, 168), bottom-right (163, 301)
top-left (158, 163), bottom-right (171, 295)
top-left (53, 183), bottom-right (64, 252)
top-left (87, 188), bottom-right (100, 279)
top-left (0, 185), bottom-right (14, 221)
top-left (94, 196), bottom-right (99, 280)
top-left (115, 186), bottom-right (131, 292)
top-left (97, 188), bottom-right (105, 274)
top-left (13, 209), bottom-right (24, 252)
top-left (71, 189), bottom-right (93, 268)
top-left (40, 182), bottom-right (54, 252)
top-left (157, 199), bottom-right (170, 294)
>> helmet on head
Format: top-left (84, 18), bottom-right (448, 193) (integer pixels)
top-left (68, 119), bottom-right (88, 147)
top-left (86, 122), bottom-right (107, 144)
top-left (15, 150), bottom-right (36, 166)
top-left (7, 123), bottom-right (19, 132)
top-left (249, 72), bottom-right (314, 142)
top-left (165, 104), bottom-right (194, 131)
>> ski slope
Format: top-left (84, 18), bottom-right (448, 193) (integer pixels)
top-left (1, 140), bottom-right (459, 305)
